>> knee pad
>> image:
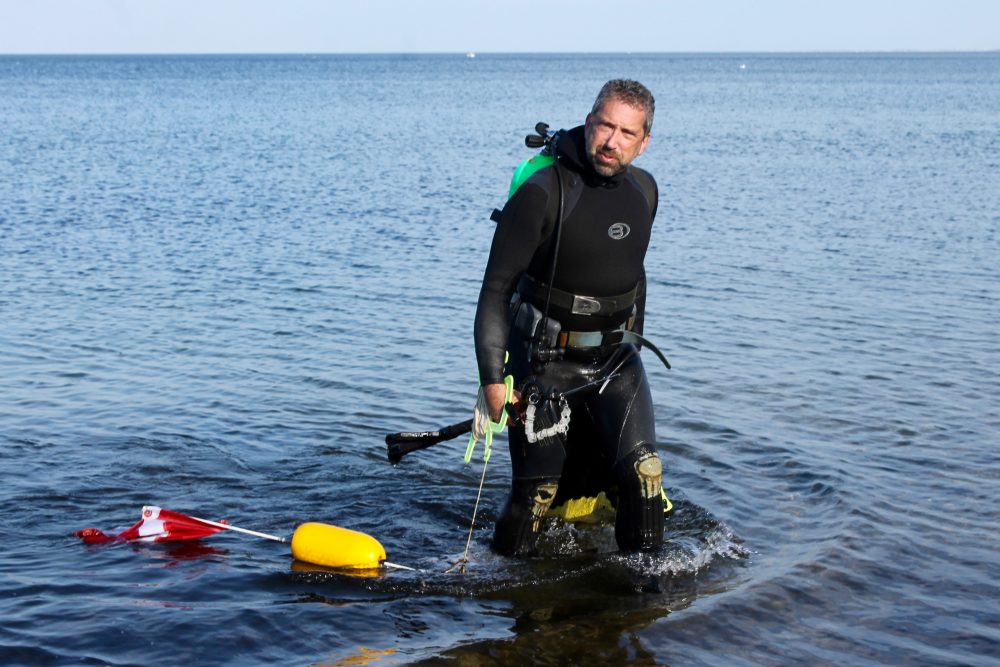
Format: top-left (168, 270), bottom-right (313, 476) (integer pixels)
top-left (492, 478), bottom-right (559, 557)
top-left (613, 447), bottom-right (665, 552)
top-left (635, 451), bottom-right (663, 500)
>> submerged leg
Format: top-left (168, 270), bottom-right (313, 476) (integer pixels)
top-left (492, 477), bottom-right (560, 557)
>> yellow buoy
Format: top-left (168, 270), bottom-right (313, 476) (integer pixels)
top-left (290, 522), bottom-right (386, 570)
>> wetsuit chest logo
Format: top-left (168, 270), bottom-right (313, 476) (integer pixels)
top-left (608, 222), bottom-right (631, 240)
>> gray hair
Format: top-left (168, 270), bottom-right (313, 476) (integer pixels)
top-left (591, 79), bottom-right (655, 136)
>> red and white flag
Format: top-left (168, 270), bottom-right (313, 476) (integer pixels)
top-left (76, 506), bottom-right (228, 544)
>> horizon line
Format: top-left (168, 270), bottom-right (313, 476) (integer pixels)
top-left (2, 48), bottom-right (999, 57)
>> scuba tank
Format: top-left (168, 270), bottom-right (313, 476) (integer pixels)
top-left (509, 122), bottom-right (561, 197)
top-left (508, 152), bottom-right (555, 198)
top-left (491, 123), bottom-right (563, 222)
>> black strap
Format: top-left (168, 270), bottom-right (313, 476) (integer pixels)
top-left (606, 330), bottom-right (672, 371)
top-left (517, 274), bottom-right (638, 319)
top-left (628, 166), bottom-right (658, 217)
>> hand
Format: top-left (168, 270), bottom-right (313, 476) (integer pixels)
top-left (483, 383), bottom-right (516, 422)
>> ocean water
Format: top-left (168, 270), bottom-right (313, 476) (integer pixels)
top-left (1, 53), bottom-right (998, 666)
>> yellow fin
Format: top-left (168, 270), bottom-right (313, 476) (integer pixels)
top-left (546, 492), bottom-right (616, 524)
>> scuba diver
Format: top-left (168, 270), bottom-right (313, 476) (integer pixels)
top-left (473, 79), bottom-right (667, 557)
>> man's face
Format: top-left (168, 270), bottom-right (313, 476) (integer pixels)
top-left (584, 98), bottom-right (651, 177)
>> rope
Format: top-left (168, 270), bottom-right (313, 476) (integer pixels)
top-left (445, 456), bottom-right (490, 574)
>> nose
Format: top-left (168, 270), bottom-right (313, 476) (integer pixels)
top-left (603, 127), bottom-right (622, 150)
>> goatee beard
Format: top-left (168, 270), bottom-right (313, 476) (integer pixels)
top-left (591, 150), bottom-right (622, 177)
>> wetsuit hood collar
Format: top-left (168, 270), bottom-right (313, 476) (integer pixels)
top-left (556, 125), bottom-right (626, 186)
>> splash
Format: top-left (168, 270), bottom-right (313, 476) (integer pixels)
top-left (288, 496), bottom-right (748, 598)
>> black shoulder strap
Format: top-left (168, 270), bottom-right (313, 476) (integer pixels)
top-left (628, 166), bottom-right (658, 217)
top-left (542, 166), bottom-right (582, 239)
top-left (494, 166), bottom-right (655, 226)
top-left (490, 164), bottom-right (584, 240)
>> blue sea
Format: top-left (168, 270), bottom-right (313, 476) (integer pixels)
top-left (1, 53), bottom-right (998, 666)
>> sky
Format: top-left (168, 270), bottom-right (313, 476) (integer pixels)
top-left (1, 0), bottom-right (998, 54)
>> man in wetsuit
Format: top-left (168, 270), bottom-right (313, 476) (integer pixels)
top-left (474, 79), bottom-right (664, 556)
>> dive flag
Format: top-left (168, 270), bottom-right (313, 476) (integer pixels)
top-left (76, 505), bottom-right (228, 544)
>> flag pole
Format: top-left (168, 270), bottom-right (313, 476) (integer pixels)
top-left (190, 514), bottom-right (287, 543)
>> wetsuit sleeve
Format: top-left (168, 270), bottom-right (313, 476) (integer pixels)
top-left (632, 268), bottom-right (646, 336)
top-left (474, 178), bottom-right (552, 385)
top-left (632, 170), bottom-right (657, 337)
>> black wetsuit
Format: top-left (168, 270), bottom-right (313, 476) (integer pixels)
top-left (474, 125), bottom-right (665, 556)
